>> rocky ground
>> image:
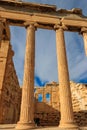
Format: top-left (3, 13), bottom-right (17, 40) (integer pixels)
top-left (0, 124), bottom-right (87, 130)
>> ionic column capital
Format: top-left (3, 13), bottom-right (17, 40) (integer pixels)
top-left (0, 17), bottom-right (6, 23)
top-left (54, 24), bottom-right (68, 31)
top-left (24, 21), bottom-right (37, 30)
top-left (0, 19), bottom-right (10, 41)
top-left (81, 27), bottom-right (87, 34)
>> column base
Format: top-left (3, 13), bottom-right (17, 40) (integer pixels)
top-left (59, 127), bottom-right (80, 130)
top-left (15, 121), bottom-right (35, 130)
top-left (59, 122), bottom-right (80, 130)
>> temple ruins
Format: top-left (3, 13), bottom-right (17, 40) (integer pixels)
top-left (0, 0), bottom-right (87, 130)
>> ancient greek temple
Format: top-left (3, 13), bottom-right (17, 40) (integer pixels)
top-left (0, 0), bottom-right (87, 130)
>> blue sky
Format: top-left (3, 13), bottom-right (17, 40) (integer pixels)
top-left (10, 0), bottom-right (87, 86)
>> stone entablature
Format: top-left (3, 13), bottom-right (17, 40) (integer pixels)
top-left (0, 0), bottom-right (87, 31)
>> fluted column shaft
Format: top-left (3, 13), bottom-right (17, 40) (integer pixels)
top-left (16, 24), bottom-right (35, 130)
top-left (0, 22), bottom-right (2, 42)
top-left (56, 26), bottom-right (78, 129)
top-left (81, 27), bottom-right (87, 56)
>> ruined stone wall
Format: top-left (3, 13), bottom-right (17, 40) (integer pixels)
top-left (34, 82), bottom-right (87, 126)
top-left (0, 40), bottom-right (21, 124)
top-left (70, 81), bottom-right (87, 126)
top-left (34, 82), bottom-right (60, 126)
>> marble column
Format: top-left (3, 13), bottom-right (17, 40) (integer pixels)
top-left (0, 22), bottom-right (3, 44)
top-left (81, 27), bottom-right (87, 56)
top-left (16, 24), bottom-right (35, 130)
top-left (55, 25), bottom-right (78, 129)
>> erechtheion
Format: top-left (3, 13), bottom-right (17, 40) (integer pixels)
top-left (0, 0), bottom-right (87, 130)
